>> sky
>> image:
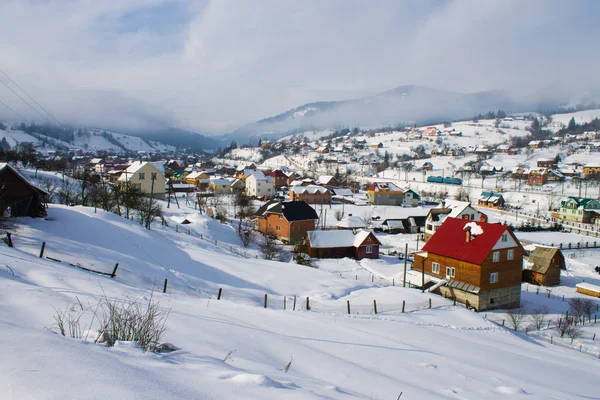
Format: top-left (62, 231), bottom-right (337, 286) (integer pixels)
top-left (0, 0), bottom-right (598, 135)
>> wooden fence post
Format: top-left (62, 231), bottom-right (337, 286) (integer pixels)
top-left (163, 278), bottom-right (168, 293)
top-left (6, 232), bottom-right (13, 248)
top-left (593, 333), bottom-right (596, 341)
top-left (428, 298), bottom-right (432, 309)
top-left (39, 242), bottom-right (46, 258)
top-left (284, 296), bottom-right (287, 310)
top-left (264, 294), bottom-right (268, 309)
top-left (217, 288), bottom-right (222, 300)
top-left (110, 263), bottom-right (119, 278)
top-left (306, 296), bottom-right (310, 311)
top-left (502, 320), bottom-right (505, 326)
top-left (401, 300), bottom-right (405, 313)
top-left (293, 295), bottom-right (297, 311)
top-left (347, 300), bottom-right (351, 315)
top-left (373, 300), bottom-right (377, 315)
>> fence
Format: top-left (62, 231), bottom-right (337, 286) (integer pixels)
top-left (485, 314), bottom-right (600, 359)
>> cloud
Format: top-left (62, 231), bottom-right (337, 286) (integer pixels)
top-left (0, 0), bottom-right (598, 134)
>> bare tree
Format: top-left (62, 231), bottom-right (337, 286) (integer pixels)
top-left (506, 308), bottom-right (526, 331)
top-left (566, 323), bottom-right (583, 344)
top-left (556, 316), bottom-right (571, 338)
top-left (238, 229), bottom-right (257, 248)
top-left (334, 209), bottom-right (344, 221)
top-left (530, 306), bottom-right (549, 330)
top-left (581, 298), bottom-right (595, 322)
top-left (260, 234), bottom-right (282, 261)
top-left (136, 198), bottom-right (163, 230)
top-left (568, 298), bottom-right (585, 322)
top-left (58, 178), bottom-right (78, 205)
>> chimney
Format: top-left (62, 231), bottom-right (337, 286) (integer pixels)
top-left (465, 226), bottom-right (472, 243)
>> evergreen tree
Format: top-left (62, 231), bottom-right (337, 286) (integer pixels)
top-left (531, 118), bottom-right (540, 131)
top-left (497, 109), bottom-right (507, 119)
top-left (568, 117), bottom-right (577, 131)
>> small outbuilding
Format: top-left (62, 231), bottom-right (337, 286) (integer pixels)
top-left (522, 245), bottom-right (565, 286)
top-left (306, 230), bottom-right (381, 260)
top-left (576, 283), bottom-right (600, 298)
top-left (0, 163), bottom-right (48, 218)
top-left (336, 215), bottom-right (368, 230)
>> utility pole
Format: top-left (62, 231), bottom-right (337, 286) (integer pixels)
top-left (146, 174), bottom-right (155, 230)
top-left (403, 243), bottom-right (408, 287)
top-left (125, 169), bottom-right (130, 220)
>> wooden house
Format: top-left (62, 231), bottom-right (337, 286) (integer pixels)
top-left (576, 283), bottom-right (600, 298)
top-left (269, 169), bottom-right (288, 188)
top-left (0, 163), bottom-right (48, 217)
top-left (528, 169), bottom-right (548, 186)
top-left (556, 197), bottom-right (600, 223)
top-left (522, 245), bottom-right (565, 286)
top-left (414, 217), bottom-right (524, 311)
top-left (290, 185), bottom-right (331, 204)
top-left (478, 192), bottom-right (505, 209)
top-left (306, 230), bottom-right (381, 260)
top-left (315, 175), bottom-right (340, 187)
top-left (253, 200), bottom-right (318, 244)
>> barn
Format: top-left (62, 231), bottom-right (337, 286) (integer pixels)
top-left (0, 163), bottom-right (48, 218)
top-left (306, 230), bottom-right (381, 260)
top-left (522, 245), bottom-right (565, 286)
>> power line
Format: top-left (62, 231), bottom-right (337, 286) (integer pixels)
top-left (0, 75), bottom-right (55, 126)
top-left (0, 67), bottom-right (62, 126)
top-left (0, 96), bottom-right (27, 122)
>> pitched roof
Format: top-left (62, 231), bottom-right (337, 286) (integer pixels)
top-left (307, 229), bottom-right (380, 248)
top-left (291, 185), bottom-right (330, 195)
top-left (367, 182), bottom-right (402, 192)
top-left (422, 217), bottom-right (511, 265)
top-left (524, 246), bottom-right (564, 274)
top-left (0, 163), bottom-right (48, 196)
top-left (254, 200), bottom-right (318, 221)
top-left (336, 215), bottom-right (368, 229)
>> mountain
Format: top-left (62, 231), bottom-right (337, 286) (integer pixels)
top-left (224, 85), bottom-right (566, 144)
top-left (0, 123), bottom-right (224, 154)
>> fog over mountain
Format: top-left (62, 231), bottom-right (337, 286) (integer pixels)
top-left (0, 1), bottom-right (599, 139)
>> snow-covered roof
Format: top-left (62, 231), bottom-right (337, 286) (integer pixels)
top-left (307, 229), bottom-right (378, 248)
top-left (292, 185), bottom-right (329, 194)
top-left (336, 216), bottom-right (368, 229)
top-left (316, 175), bottom-right (335, 185)
top-left (210, 179), bottom-right (231, 186)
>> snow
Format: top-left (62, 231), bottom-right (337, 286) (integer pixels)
top-left (464, 221), bottom-right (484, 236)
top-left (3, 180), bottom-right (600, 397)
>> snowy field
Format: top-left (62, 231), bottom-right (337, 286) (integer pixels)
top-left (1, 202), bottom-right (600, 399)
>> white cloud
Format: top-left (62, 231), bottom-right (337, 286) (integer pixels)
top-left (0, 0), bottom-right (598, 134)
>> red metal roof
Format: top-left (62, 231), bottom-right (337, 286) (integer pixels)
top-left (421, 217), bottom-right (509, 265)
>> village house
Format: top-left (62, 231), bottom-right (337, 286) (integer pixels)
top-left (245, 171), bottom-right (275, 198)
top-left (537, 157), bottom-right (558, 169)
top-left (289, 185), bottom-right (332, 204)
top-left (478, 192), bottom-right (505, 209)
top-left (522, 245), bottom-right (565, 286)
top-left (423, 201), bottom-right (487, 241)
top-left (336, 215), bottom-right (369, 230)
top-left (366, 182), bottom-right (404, 206)
top-left (583, 165), bottom-right (600, 178)
top-left (414, 218), bottom-right (525, 311)
top-left (269, 169), bottom-right (288, 188)
top-left (254, 200), bottom-right (318, 244)
top-left (528, 168), bottom-right (548, 186)
top-left (0, 163), bottom-right (48, 217)
top-left (315, 175), bottom-right (340, 187)
top-left (118, 161), bottom-right (166, 197)
top-left (186, 171), bottom-right (209, 187)
top-left (555, 197), bottom-right (600, 223)
top-left (305, 230), bottom-right (381, 260)
top-left (209, 178), bottom-right (232, 194)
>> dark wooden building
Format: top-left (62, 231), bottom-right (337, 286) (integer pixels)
top-left (522, 246), bottom-right (565, 286)
top-left (306, 230), bottom-right (381, 260)
top-left (0, 163), bottom-right (48, 217)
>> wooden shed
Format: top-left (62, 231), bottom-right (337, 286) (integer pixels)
top-left (0, 163), bottom-right (48, 218)
top-left (576, 283), bottom-right (600, 298)
top-left (522, 246), bottom-right (565, 286)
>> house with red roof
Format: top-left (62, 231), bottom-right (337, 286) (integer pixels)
top-left (269, 169), bottom-right (288, 188)
top-left (413, 217), bottom-right (524, 311)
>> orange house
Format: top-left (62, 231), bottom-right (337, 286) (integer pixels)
top-left (254, 200), bottom-right (318, 244)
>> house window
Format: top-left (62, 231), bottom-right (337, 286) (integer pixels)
top-left (501, 233), bottom-right (508, 242)
top-left (432, 262), bottom-right (440, 274)
top-left (426, 224), bottom-right (433, 231)
top-left (366, 245), bottom-right (373, 254)
top-left (139, 172), bottom-right (145, 180)
top-left (446, 267), bottom-right (455, 278)
top-left (276, 225), bottom-right (281, 231)
top-left (507, 249), bottom-right (514, 260)
top-left (490, 272), bottom-right (498, 283)
top-left (492, 251), bottom-right (500, 262)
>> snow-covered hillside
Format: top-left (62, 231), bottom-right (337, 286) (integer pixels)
top-left (0, 126), bottom-right (176, 154)
top-left (1, 204), bottom-right (599, 399)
